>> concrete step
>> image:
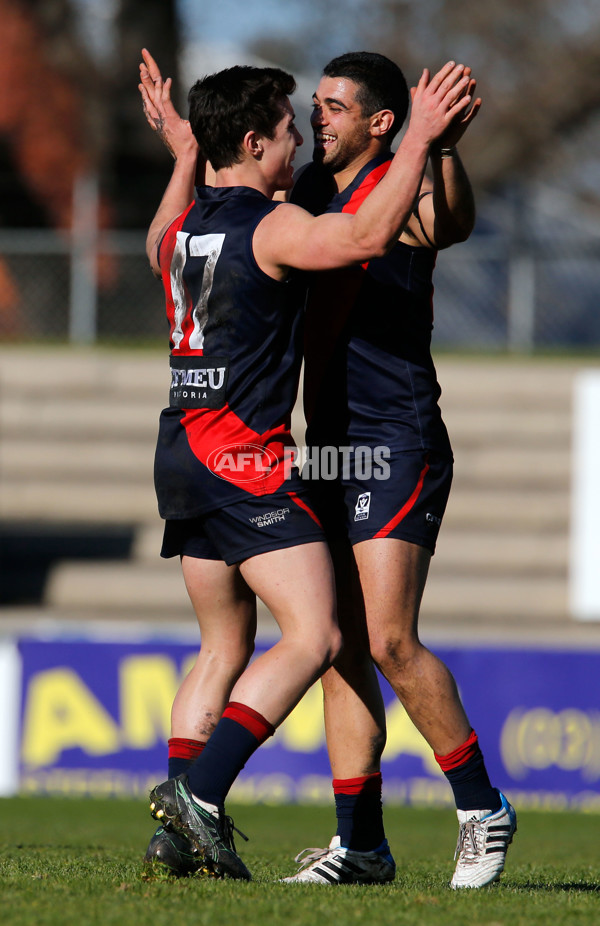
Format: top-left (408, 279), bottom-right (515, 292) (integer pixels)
top-left (45, 555), bottom-right (569, 624)
top-left (0, 481), bottom-right (156, 523)
top-left (0, 348), bottom-right (165, 399)
top-left (45, 559), bottom-right (191, 611)
top-left (421, 572), bottom-right (568, 622)
top-left (433, 529), bottom-right (567, 577)
top-left (444, 408), bottom-right (571, 446)
top-left (436, 358), bottom-right (583, 410)
top-left (0, 438), bottom-right (156, 482)
top-left (443, 487), bottom-right (569, 531)
top-left (0, 396), bottom-right (161, 441)
top-left (44, 558), bottom-right (278, 632)
top-left (451, 446), bottom-right (570, 488)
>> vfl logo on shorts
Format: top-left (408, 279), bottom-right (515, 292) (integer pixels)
top-left (354, 491), bottom-right (371, 521)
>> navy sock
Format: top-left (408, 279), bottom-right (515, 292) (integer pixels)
top-left (186, 703), bottom-right (274, 807)
top-left (167, 737), bottom-right (205, 781)
top-left (334, 773), bottom-right (385, 851)
top-left (436, 731), bottom-right (501, 813)
top-left (169, 756), bottom-right (192, 779)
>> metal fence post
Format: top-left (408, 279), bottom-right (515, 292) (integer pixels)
top-left (69, 173), bottom-right (99, 344)
top-left (506, 180), bottom-right (537, 353)
top-left (507, 252), bottom-right (536, 352)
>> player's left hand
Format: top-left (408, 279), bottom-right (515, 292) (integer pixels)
top-left (138, 48), bottom-right (198, 160)
top-left (411, 66), bottom-right (481, 150)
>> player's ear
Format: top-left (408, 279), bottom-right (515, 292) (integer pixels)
top-left (370, 109), bottom-right (394, 138)
top-left (243, 130), bottom-right (264, 159)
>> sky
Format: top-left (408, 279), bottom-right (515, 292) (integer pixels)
top-left (73, 0), bottom-right (324, 65)
top-left (177, 0), bottom-right (311, 46)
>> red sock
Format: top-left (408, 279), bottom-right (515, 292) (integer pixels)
top-left (333, 772), bottom-right (382, 795)
top-left (434, 728), bottom-right (479, 771)
top-left (222, 701), bottom-right (275, 744)
top-left (168, 737), bottom-right (206, 761)
top-left (168, 737), bottom-right (205, 779)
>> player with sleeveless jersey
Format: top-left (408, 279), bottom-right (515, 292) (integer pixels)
top-left (154, 185), bottom-right (319, 564)
top-left (138, 51), bottom-right (474, 880)
top-left (294, 151), bottom-right (453, 553)
top-left (283, 52), bottom-right (516, 890)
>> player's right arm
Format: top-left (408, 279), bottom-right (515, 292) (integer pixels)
top-left (139, 49), bottom-right (200, 276)
top-left (144, 151), bottom-right (198, 277)
top-left (255, 62), bottom-right (473, 277)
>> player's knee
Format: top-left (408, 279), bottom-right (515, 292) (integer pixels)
top-left (370, 633), bottom-right (414, 677)
top-left (328, 636), bottom-right (370, 675)
top-left (327, 624), bottom-right (344, 665)
top-left (316, 624), bottom-right (343, 672)
top-left (211, 638), bottom-right (255, 680)
top-left (369, 727), bottom-right (387, 762)
top-left (231, 640), bottom-right (255, 675)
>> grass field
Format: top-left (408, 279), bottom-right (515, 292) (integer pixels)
top-left (1, 796), bottom-right (598, 926)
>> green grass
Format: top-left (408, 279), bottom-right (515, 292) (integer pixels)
top-left (0, 797), bottom-right (598, 926)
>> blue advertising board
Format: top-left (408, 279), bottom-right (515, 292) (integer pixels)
top-left (16, 637), bottom-right (600, 811)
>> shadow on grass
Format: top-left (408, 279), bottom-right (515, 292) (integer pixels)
top-left (514, 880), bottom-right (600, 894)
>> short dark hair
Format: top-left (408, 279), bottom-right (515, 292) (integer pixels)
top-left (188, 66), bottom-right (296, 170)
top-left (322, 52), bottom-right (408, 142)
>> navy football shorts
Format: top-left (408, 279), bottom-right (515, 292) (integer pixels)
top-left (307, 450), bottom-right (453, 554)
top-left (160, 486), bottom-right (326, 566)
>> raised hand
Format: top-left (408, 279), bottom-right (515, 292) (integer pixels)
top-left (407, 62), bottom-right (476, 148)
top-left (437, 66), bottom-right (481, 148)
top-left (409, 62), bottom-right (481, 149)
top-left (138, 48), bottom-right (198, 161)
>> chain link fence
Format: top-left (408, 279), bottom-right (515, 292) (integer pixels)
top-left (433, 236), bottom-right (600, 351)
top-left (2, 211), bottom-right (600, 351)
top-left (0, 230), bottom-right (166, 344)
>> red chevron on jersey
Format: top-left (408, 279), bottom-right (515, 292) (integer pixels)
top-left (342, 161), bottom-right (390, 214)
top-left (181, 405), bottom-right (292, 496)
top-left (342, 160), bottom-right (389, 268)
top-left (302, 160), bottom-right (390, 422)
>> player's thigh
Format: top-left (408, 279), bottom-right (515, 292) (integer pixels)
top-left (239, 540), bottom-right (338, 640)
top-left (181, 554), bottom-right (256, 651)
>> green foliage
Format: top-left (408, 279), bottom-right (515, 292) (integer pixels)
top-left (0, 797), bottom-right (598, 926)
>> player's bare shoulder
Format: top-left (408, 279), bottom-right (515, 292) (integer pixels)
top-left (252, 201), bottom-right (311, 280)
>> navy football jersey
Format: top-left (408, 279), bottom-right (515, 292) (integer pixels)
top-left (154, 185), bottom-right (306, 519)
top-left (292, 155), bottom-right (452, 457)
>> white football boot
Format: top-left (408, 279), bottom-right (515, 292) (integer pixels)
top-left (451, 791), bottom-right (517, 889)
top-left (281, 835), bottom-right (396, 884)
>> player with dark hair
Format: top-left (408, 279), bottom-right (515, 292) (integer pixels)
top-left (139, 50), bottom-right (473, 881)
top-left (281, 50), bottom-right (516, 890)
top-left (323, 51), bottom-right (410, 142)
